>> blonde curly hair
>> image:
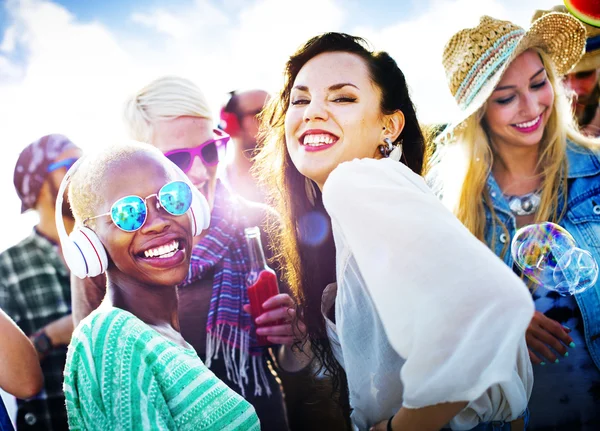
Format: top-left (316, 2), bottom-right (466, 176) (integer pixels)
top-left (68, 141), bottom-right (167, 229)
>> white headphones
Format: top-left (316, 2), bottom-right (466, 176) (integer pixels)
top-left (56, 156), bottom-right (211, 279)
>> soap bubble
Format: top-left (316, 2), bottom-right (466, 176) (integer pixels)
top-left (511, 222), bottom-right (598, 296)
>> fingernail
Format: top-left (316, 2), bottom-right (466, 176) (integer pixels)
top-left (564, 351), bottom-right (569, 357)
top-left (554, 359), bottom-right (560, 364)
top-left (569, 342), bottom-right (576, 348)
top-left (563, 325), bottom-right (570, 330)
top-left (255, 318), bottom-right (263, 325)
top-left (540, 362), bottom-right (546, 366)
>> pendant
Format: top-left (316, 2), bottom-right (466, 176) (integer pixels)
top-left (507, 191), bottom-right (541, 216)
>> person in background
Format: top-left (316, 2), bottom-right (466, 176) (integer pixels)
top-left (429, 12), bottom-right (600, 430)
top-left (0, 308), bottom-right (44, 431)
top-left (220, 89), bottom-right (271, 203)
top-left (532, 5), bottom-right (600, 136)
top-left (0, 134), bottom-right (81, 431)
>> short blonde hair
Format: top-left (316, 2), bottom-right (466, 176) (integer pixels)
top-left (123, 76), bottom-right (213, 143)
top-left (69, 141), bottom-right (168, 228)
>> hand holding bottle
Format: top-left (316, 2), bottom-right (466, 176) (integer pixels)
top-left (244, 226), bottom-right (306, 346)
top-left (243, 294), bottom-right (305, 346)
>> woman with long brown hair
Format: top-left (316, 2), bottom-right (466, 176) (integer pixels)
top-left (255, 32), bottom-right (534, 431)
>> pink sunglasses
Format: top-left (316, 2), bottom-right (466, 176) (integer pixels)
top-left (164, 128), bottom-right (230, 172)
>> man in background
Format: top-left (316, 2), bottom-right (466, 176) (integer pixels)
top-left (0, 134), bottom-right (81, 430)
top-left (220, 89), bottom-right (270, 202)
top-left (533, 5), bottom-right (600, 136)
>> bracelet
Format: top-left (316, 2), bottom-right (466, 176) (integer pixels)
top-left (387, 415), bottom-right (394, 431)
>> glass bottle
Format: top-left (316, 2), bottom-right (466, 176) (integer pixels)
top-left (245, 226), bottom-right (281, 346)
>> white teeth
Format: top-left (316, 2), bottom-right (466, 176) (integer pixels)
top-left (302, 133), bottom-right (336, 146)
top-left (514, 116), bottom-right (541, 129)
top-left (158, 250), bottom-right (176, 259)
top-left (143, 240), bottom-right (179, 258)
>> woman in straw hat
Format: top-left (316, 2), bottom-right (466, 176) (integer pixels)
top-left (428, 11), bottom-right (600, 430)
top-left (533, 5), bottom-right (600, 136)
top-left (255, 31), bottom-right (534, 431)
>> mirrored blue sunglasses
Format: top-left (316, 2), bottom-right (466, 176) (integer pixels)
top-left (47, 157), bottom-right (79, 172)
top-left (84, 181), bottom-right (193, 232)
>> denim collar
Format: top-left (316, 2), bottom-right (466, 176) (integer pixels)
top-left (486, 141), bottom-right (600, 214)
top-left (486, 173), bottom-right (512, 216)
top-left (565, 140), bottom-right (600, 179)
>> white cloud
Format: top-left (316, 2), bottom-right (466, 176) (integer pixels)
top-left (0, 0), bottom-right (567, 251)
top-left (132, 0), bottom-right (229, 41)
top-left (0, 0), bottom-right (140, 250)
top-left (355, 0), bottom-right (565, 124)
top-left (126, 0), bottom-right (347, 105)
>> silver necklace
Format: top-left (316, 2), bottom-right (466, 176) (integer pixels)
top-left (504, 190), bottom-right (541, 216)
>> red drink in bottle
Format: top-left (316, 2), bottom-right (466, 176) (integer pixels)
top-left (245, 226), bottom-right (281, 346)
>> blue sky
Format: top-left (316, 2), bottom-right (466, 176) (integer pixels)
top-left (0, 0), bottom-right (562, 250)
top-left (29, 0), bottom-right (423, 30)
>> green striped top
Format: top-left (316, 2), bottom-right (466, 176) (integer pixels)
top-left (64, 307), bottom-right (260, 430)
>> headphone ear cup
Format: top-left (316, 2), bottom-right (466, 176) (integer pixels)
top-left (219, 109), bottom-right (240, 136)
top-left (189, 187), bottom-right (211, 236)
top-left (66, 227), bottom-right (108, 278)
top-left (61, 236), bottom-right (89, 280)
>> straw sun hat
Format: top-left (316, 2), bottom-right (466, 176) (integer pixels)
top-left (532, 5), bottom-right (600, 74)
top-left (440, 12), bottom-right (586, 139)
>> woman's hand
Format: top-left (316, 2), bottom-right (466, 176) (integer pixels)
top-left (526, 311), bottom-right (574, 364)
top-left (243, 293), bottom-right (306, 346)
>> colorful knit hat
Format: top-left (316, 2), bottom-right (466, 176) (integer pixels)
top-left (440, 12), bottom-right (586, 138)
top-left (14, 134), bottom-right (79, 213)
top-left (532, 5), bottom-right (600, 74)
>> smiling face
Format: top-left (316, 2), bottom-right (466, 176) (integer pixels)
top-left (93, 152), bottom-right (193, 288)
top-left (285, 52), bottom-right (387, 187)
top-left (483, 49), bottom-right (555, 151)
top-left (151, 116), bottom-right (218, 210)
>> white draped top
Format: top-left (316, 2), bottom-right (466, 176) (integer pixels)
top-left (320, 158), bottom-right (534, 431)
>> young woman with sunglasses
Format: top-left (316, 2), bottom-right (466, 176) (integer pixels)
top-left (254, 32), bottom-right (534, 431)
top-left (70, 76), bottom-right (307, 430)
top-left (62, 142), bottom-right (260, 430)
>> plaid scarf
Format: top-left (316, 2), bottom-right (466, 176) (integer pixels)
top-left (180, 182), bottom-right (271, 397)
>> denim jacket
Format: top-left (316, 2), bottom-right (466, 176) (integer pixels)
top-left (484, 141), bottom-right (600, 371)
